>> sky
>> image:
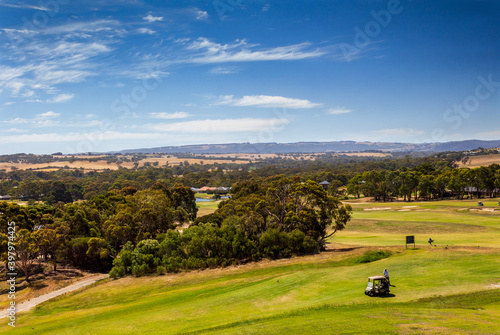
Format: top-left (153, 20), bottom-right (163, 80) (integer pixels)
top-left (0, 0), bottom-right (499, 154)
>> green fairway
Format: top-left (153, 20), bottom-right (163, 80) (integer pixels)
top-left (334, 198), bottom-right (500, 248)
top-left (196, 200), bottom-right (221, 216)
top-left (2, 199), bottom-right (500, 334)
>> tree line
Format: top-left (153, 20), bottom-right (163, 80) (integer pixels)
top-left (348, 164), bottom-right (500, 201)
top-left (2, 152), bottom-right (499, 281)
top-left (1, 177), bottom-right (352, 280)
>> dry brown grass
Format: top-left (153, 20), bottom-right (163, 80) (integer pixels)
top-left (0, 152), bottom-right (392, 172)
top-left (340, 152), bottom-right (391, 157)
top-left (456, 154), bottom-right (500, 168)
top-left (0, 156), bottom-right (250, 172)
top-left (0, 265), bottom-right (93, 309)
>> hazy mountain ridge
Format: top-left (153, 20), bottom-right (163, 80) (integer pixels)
top-left (116, 140), bottom-right (500, 155)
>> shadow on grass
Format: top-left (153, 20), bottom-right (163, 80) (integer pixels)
top-left (30, 281), bottom-right (48, 290)
top-left (324, 247), bottom-right (363, 253)
top-left (374, 293), bottom-right (396, 298)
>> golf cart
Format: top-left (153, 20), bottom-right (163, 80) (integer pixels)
top-left (364, 276), bottom-right (390, 296)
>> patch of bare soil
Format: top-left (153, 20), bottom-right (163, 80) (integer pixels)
top-left (0, 264), bottom-right (101, 309)
top-left (470, 208), bottom-right (499, 213)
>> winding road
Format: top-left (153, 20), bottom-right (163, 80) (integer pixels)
top-left (1, 273), bottom-right (109, 319)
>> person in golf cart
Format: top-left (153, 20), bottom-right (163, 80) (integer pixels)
top-left (383, 268), bottom-right (390, 285)
top-left (365, 276), bottom-right (390, 296)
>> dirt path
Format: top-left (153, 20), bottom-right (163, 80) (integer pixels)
top-left (1, 273), bottom-right (108, 318)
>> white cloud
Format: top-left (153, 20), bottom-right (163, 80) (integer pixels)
top-left (209, 66), bottom-right (238, 74)
top-left (150, 112), bottom-right (190, 119)
top-left (177, 38), bottom-right (326, 64)
top-left (47, 93), bottom-right (74, 103)
top-left (327, 107), bottom-right (352, 115)
top-left (143, 14), bottom-right (164, 23)
top-left (0, 39), bottom-right (112, 97)
top-left (42, 20), bottom-right (123, 37)
top-left (145, 118), bottom-right (290, 133)
top-left (1, 118), bottom-right (28, 124)
top-left (0, 131), bottom-right (159, 144)
top-left (474, 130), bottom-right (500, 140)
top-left (33, 119), bottom-right (60, 127)
top-left (0, 2), bottom-right (51, 11)
top-left (195, 10), bottom-right (209, 20)
top-left (6, 128), bottom-right (27, 133)
top-left (373, 128), bottom-right (425, 138)
top-left (38, 111), bottom-right (61, 118)
top-left (137, 28), bottom-right (156, 35)
top-left (217, 95), bottom-right (322, 109)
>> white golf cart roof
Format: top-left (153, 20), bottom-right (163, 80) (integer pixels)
top-left (368, 276), bottom-right (387, 280)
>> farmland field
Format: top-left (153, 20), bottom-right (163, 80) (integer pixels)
top-left (0, 156), bottom-right (250, 172)
top-left (0, 152), bottom-right (392, 172)
top-left (2, 199), bottom-right (499, 334)
top-left (456, 153), bottom-right (500, 168)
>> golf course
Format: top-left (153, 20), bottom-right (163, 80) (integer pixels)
top-left (3, 198), bottom-right (500, 334)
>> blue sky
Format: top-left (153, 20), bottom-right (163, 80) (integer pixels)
top-left (0, 0), bottom-right (499, 154)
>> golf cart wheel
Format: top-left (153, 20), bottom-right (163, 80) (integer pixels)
top-left (368, 291), bottom-right (374, 297)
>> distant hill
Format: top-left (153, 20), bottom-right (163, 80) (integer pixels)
top-left (115, 139), bottom-right (500, 155)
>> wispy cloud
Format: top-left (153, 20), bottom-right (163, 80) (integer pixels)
top-left (145, 118), bottom-right (290, 133)
top-left (143, 14), bottom-right (164, 23)
top-left (5, 128), bottom-right (27, 133)
top-left (47, 93), bottom-right (74, 103)
top-left (209, 66), bottom-right (238, 74)
top-left (0, 1), bottom-right (52, 11)
top-left (195, 9), bottom-right (209, 20)
top-left (137, 28), bottom-right (155, 35)
top-left (474, 130), bottom-right (500, 140)
top-left (176, 38), bottom-right (326, 64)
top-left (1, 24), bottom-right (114, 98)
top-left (150, 112), bottom-right (190, 119)
top-left (373, 128), bottom-right (425, 139)
top-left (216, 95), bottom-right (322, 109)
top-left (38, 111), bottom-right (61, 118)
top-left (327, 107), bottom-right (352, 115)
top-left (42, 20), bottom-right (123, 37)
top-left (0, 131), bottom-right (161, 144)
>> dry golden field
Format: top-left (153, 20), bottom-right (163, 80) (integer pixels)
top-left (456, 153), bottom-right (500, 168)
top-left (0, 152), bottom-right (392, 172)
top-left (0, 157), bottom-right (249, 172)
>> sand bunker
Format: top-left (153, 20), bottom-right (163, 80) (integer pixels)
top-left (470, 208), bottom-right (498, 212)
top-left (364, 207), bottom-right (391, 211)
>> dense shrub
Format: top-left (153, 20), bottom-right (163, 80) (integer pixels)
top-left (355, 250), bottom-right (392, 263)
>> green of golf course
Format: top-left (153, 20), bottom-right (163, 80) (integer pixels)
top-left (3, 198), bottom-right (499, 334)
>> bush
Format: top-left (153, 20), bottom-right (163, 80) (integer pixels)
top-left (259, 229), bottom-right (292, 259)
top-left (356, 250), bottom-right (392, 263)
top-left (156, 265), bottom-right (166, 275)
top-left (109, 266), bottom-right (125, 279)
top-left (132, 263), bottom-right (150, 276)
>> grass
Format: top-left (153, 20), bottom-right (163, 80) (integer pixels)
top-left (334, 198), bottom-right (500, 248)
top-left (456, 153), bottom-right (500, 168)
top-left (3, 248), bottom-right (499, 334)
top-left (196, 200), bottom-right (221, 216)
top-left (2, 199), bottom-right (500, 334)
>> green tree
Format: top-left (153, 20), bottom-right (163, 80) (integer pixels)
top-left (170, 184), bottom-right (198, 221)
top-left (16, 229), bottom-right (39, 282)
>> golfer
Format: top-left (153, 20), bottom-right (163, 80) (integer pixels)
top-left (383, 268), bottom-right (390, 286)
